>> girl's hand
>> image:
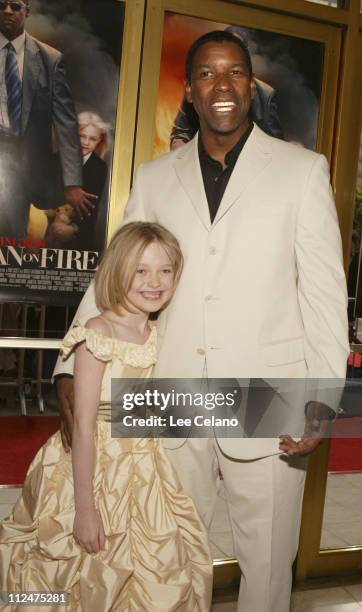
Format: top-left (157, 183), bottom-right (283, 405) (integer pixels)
top-left (73, 508), bottom-right (106, 554)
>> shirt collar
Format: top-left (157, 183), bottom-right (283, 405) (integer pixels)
top-left (83, 152), bottom-right (92, 165)
top-left (0, 31), bottom-right (26, 54)
top-left (198, 121), bottom-right (254, 168)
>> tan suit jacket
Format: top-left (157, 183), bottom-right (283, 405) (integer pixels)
top-left (54, 125), bottom-right (349, 459)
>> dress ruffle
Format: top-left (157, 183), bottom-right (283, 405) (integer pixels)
top-left (60, 322), bottom-right (157, 369)
top-left (0, 322), bottom-right (212, 611)
top-left (0, 426), bottom-right (212, 611)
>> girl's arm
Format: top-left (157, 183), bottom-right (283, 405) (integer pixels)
top-left (72, 318), bottom-right (107, 553)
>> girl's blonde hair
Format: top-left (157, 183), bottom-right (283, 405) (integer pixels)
top-left (77, 111), bottom-right (110, 158)
top-left (95, 222), bottom-right (184, 313)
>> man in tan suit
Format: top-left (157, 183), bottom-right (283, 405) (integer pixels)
top-left (55, 31), bottom-right (349, 611)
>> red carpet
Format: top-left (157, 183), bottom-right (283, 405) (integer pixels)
top-left (0, 416), bottom-right (60, 486)
top-left (328, 417), bottom-right (362, 473)
top-left (0, 416), bottom-right (361, 484)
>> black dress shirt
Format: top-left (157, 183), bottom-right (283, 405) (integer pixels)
top-left (198, 122), bottom-right (254, 223)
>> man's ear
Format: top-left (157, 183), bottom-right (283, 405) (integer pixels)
top-left (185, 80), bottom-right (192, 104)
top-left (250, 76), bottom-right (256, 100)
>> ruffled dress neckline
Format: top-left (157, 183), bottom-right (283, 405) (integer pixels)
top-left (60, 321), bottom-right (157, 369)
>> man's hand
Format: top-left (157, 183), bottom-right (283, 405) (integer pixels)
top-left (56, 376), bottom-right (74, 452)
top-left (279, 402), bottom-right (334, 456)
top-left (279, 435), bottom-right (322, 456)
top-left (64, 186), bottom-right (98, 219)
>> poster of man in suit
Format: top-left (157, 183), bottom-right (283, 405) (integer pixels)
top-left (153, 12), bottom-right (324, 158)
top-left (0, 0), bottom-right (124, 305)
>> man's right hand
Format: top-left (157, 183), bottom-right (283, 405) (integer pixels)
top-left (56, 377), bottom-right (74, 452)
top-left (64, 186), bottom-right (98, 219)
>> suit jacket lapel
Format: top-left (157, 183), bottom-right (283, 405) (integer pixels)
top-left (213, 125), bottom-right (272, 225)
top-left (173, 135), bottom-right (211, 231)
top-left (22, 34), bottom-right (41, 133)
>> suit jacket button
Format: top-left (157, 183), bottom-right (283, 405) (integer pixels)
top-left (209, 246), bottom-right (217, 255)
top-left (197, 348), bottom-right (205, 355)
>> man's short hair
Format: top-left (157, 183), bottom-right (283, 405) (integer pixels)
top-left (185, 30), bottom-right (253, 83)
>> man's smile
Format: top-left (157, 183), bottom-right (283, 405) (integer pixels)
top-left (211, 101), bottom-right (237, 113)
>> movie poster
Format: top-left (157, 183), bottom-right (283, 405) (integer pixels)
top-left (0, 0), bottom-right (124, 305)
top-left (153, 12), bottom-right (324, 158)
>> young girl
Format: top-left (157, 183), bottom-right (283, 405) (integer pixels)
top-left (74, 111), bottom-right (109, 250)
top-left (44, 111), bottom-right (109, 250)
top-left (0, 223), bottom-right (212, 611)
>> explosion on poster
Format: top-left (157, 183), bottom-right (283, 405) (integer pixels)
top-left (154, 12), bottom-right (324, 157)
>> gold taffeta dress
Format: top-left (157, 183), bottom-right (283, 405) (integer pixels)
top-left (0, 324), bottom-right (213, 611)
